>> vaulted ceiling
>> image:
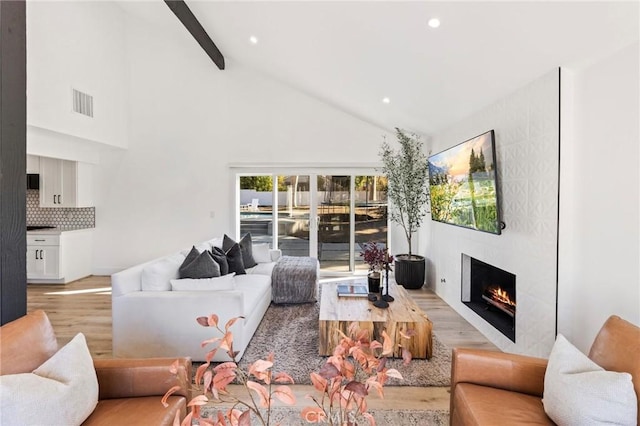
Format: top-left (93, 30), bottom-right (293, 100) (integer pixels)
top-left (119, 1), bottom-right (639, 136)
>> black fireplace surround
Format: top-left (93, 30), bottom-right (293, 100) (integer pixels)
top-left (461, 254), bottom-right (516, 342)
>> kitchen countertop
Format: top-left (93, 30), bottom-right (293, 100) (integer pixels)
top-left (27, 227), bottom-right (94, 235)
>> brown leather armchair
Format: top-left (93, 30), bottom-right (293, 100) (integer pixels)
top-left (450, 315), bottom-right (640, 425)
top-left (0, 310), bottom-right (192, 425)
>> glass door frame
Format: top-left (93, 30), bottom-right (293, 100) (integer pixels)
top-left (231, 165), bottom-right (387, 276)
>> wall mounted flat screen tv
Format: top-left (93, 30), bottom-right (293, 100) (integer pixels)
top-left (428, 130), bottom-right (502, 235)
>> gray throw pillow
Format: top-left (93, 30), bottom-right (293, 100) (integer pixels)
top-left (180, 250), bottom-right (221, 279)
top-left (223, 233), bottom-right (257, 269)
top-left (225, 243), bottom-right (246, 275)
top-left (179, 246), bottom-right (200, 276)
top-left (210, 246), bottom-right (229, 276)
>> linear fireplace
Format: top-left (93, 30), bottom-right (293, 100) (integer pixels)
top-left (461, 254), bottom-right (516, 342)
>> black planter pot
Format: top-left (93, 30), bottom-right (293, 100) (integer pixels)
top-left (394, 255), bottom-right (426, 289)
top-left (367, 272), bottom-right (381, 293)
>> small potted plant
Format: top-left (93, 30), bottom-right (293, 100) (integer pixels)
top-left (359, 242), bottom-right (392, 293)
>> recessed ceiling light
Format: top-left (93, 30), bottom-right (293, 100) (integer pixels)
top-left (249, 36), bottom-right (258, 45)
top-left (382, 97), bottom-right (391, 104)
top-left (428, 18), bottom-right (440, 28)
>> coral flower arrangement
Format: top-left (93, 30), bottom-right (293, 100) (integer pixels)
top-left (163, 313), bottom-right (411, 425)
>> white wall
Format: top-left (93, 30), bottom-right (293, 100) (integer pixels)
top-left (27, 1), bottom-right (128, 153)
top-left (557, 42), bottom-right (640, 352)
top-left (92, 11), bottom-right (393, 273)
top-left (426, 70), bottom-right (560, 357)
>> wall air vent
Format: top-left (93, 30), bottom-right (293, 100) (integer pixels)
top-left (72, 88), bottom-right (94, 117)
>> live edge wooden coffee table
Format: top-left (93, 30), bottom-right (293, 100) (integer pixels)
top-left (318, 281), bottom-right (433, 359)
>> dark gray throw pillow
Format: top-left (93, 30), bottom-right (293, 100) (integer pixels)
top-left (225, 243), bottom-right (246, 275)
top-left (223, 233), bottom-right (257, 269)
top-left (210, 246), bottom-right (229, 276)
top-left (179, 246), bottom-right (200, 276)
top-left (180, 250), bottom-right (221, 279)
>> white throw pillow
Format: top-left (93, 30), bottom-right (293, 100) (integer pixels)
top-left (252, 244), bottom-right (271, 264)
top-left (0, 333), bottom-right (99, 426)
top-left (543, 334), bottom-right (637, 426)
top-left (141, 253), bottom-right (185, 291)
top-left (170, 273), bottom-right (236, 291)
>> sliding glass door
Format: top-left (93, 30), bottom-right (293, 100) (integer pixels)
top-left (277, 175), bottom-right (310, 257)
top-left (236, 170), bottom-right (387, 275)
top-left (354, 175), bottom-right (389, 272)
top-left (317, 175), bottom-right (351, 272)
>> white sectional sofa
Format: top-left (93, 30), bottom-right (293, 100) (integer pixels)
top-left (111, 238), bottom-right (280, 362)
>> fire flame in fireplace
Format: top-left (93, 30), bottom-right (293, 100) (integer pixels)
top-left (488, 286), bottom-right (516, 308)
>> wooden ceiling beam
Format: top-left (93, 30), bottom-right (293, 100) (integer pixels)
top-left (164, 0), bottom-right (225, 70)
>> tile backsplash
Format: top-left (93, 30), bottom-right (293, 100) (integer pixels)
top-left (26, 190), bottom-right (95, 228)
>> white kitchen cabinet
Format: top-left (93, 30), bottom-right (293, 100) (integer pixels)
top-left (39, 157), bottom-right (93, 207)
top-left (27, 230), bottom-right (93, 284)
top-left (26, 245), bottom-right (60, 279)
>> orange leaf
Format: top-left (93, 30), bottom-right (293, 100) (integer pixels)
top-left (369, 340), bottom-right (383, 351)
top-left (219, 332), bottom-right (234, 351)
top-left (213, 369), bottom-right (237, 390)
top-left (180, 412), bottom-right (193, 426)
top-left (169, 359), bottom-right (180, 375)
top-left (226, 408), bottom-right (243, 426)
top-left (249, 359), bottom-right (273, 374)
top-left (402, 347), bottom-right (412, 366)
top-left (161, 385), bottom-right (181, 408)
top-left (273, 385), bottom-right (296, 405)
top-left (246, 380), bottom-right (270, 408)
top-left (362, 412), bottom-right (376, 426)
top-left (238, 410), bottom-right (251, 426)
top-left (197, 314), bottom-right (219, 327)
top-left (273, 371), bottom-right (295, 384)
top-left (224, 316), bottom-right (243, 331)
top-left (195, 362), bottom-right (210, 385)
top-left (201, 336), bottom-right (222, 348)
top-left (356, 328), bottom-right (370, 343)
top-left (301, 407), bottom-right (326, 423)
top-left (310, 372), bottom-right (328, 392)
top-left (213, 361), bottom-right (238, 372)
top-left (385, 368), bottom-right (403, 380)
top-left (208, 314), bottom-right (220, 327)
top-left (203, 370), bottom-right (213, 393)
top-left (381, 330), bottom-right (394, 356)
top-left (187, 395), bottom-right (209, 407)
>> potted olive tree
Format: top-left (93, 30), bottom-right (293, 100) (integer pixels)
top-left (379, 128), bottom-right (429, 289)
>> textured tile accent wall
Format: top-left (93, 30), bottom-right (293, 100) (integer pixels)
top-left (428, 70), bottom-right (559, 357)
top-left (26, 190), bottom-right (95, 228)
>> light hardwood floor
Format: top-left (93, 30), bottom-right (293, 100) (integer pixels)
top-left (26, 275), bottom-right (498, 415)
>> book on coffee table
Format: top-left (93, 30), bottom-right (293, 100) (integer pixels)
top-left (336, 284), bottom-right (369, 297)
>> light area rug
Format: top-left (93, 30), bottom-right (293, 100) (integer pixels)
top-left (201, 406), bottom-right (449, 425)
top-left (235, 301), bottom-right (452, 387)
